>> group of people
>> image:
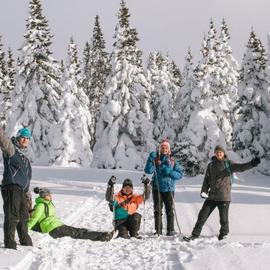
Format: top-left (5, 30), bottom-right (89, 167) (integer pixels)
top-left (0, 126), bottom-right (260, 249)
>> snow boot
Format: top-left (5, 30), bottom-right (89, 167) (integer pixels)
top-left (183, 235), bottom-right (199, 242)
top-left (218, 234), bottom-right (228, 241)
top-left (166, 230), bottom-right (177, 236)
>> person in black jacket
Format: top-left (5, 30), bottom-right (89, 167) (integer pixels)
top-left (184, 145), bottom-right (260, 242)
top-left (0, 126), bottom-right (33, 249)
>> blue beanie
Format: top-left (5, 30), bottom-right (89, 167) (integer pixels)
top-left (16, 128), bottom-right (31, 139)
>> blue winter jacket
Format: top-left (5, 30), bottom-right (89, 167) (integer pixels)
top-left (144, 152), bottom-right (183, 192)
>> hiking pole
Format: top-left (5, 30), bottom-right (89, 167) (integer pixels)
top-left (153, 162), bottom-right (162, 237)
top-left (141, 174), bottom-right (151, 235)
top-left (108, 175), bottom-right (117, 232)
top-left (170, 191), bottom-right (182, 234)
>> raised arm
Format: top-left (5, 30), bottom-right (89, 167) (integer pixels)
top-left (0, 126), bottom-right (15, 157)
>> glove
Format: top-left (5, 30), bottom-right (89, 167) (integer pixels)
top-left (141, 175), bottom-right (151, 185)
top-left (108, 176), bottom-right (116, 186)
top-left (200, 192), bottom-right (208, 199)
top-left (161, 166), bottom-right (173, 176)
top-left (149, 151), bottom-right (157, 161)
top-left (251, 157), bottom-right (261, 167)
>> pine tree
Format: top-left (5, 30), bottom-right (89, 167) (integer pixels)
top-left (93, 0), bottom-right (154, 169)
top-left (0, 36), bottom-right (7, 127)
top-left (51, 38), bottom-right (93, 166)
top-left (175, 20), bottom-right (239, 174)
top-left (173, 48), bottom-right (202, 176)
top-left (147, 52), bottom-right (176, 143)
top-left (233, 30), bottom-right (270, 175)
top-left (7, 0), bottom-right (62, 163)
top-left (82, 15), bottom-right (110, 148)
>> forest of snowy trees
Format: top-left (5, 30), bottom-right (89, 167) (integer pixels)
top-left (0, 0), bottom-right (269, 175)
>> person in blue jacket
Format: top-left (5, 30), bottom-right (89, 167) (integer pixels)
top-left (144, 139), bottom-right (183, 236)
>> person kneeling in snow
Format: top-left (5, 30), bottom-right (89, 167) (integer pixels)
top-left (106, 177), bottom-right (151, 239)
top-left (27, 187), bottom-right (115, 241)
top-left (183, 145), bottom-right (261, 242)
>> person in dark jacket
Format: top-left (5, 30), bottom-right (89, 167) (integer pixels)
top-left (183, 145), bottom-right (261, 241)
top-left (144, 139), bottom-right (183, 236)
top-left (28, 187), bottom-right (115, 242)
top-left (106, 177), bottom-right (151, 239)
top-left (0, 126), bottom-right (33, 249)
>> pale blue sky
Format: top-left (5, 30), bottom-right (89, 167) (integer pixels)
top-left (0, 0), bottom-right (269, 67)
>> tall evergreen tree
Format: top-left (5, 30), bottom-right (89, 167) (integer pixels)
top-left (51, 38), bottom-right (93, 166)
top-left (175, 20), bottom-right (239, 174)
top-left (93, 0), bottom-right (154, 169)
top-left (0, 36), bottom-right (7, 127)
top-left (7, 0), bottom-right (62, 163)
top-left (147, 52), bottom-right (176, 142)
top-left (82, 15), bottom-right (110, 148)
top-left (174, 48), bottom-right (202, 176)
top-left (233, 30), bottom-right (270, 175)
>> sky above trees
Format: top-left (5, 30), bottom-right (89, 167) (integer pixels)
top-left (0, 0), bottom-right (270, 67)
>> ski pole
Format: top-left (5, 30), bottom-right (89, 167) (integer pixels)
top-left (141, 174), bottom-right (151, 235)
top-left (170, 191), bottom-right (182, 234)
top-left (153, 162), bottom-right (162, 237)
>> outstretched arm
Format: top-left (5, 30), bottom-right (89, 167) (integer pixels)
top-left (0, 126), bottom-right (15, 157)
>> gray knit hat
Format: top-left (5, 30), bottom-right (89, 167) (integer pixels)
top-left (214, 145), bottom-right (226, 153)
top-left (33, 187), bottom-right (51, 198)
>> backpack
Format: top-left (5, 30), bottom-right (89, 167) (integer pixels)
top-left (31, 202), bottom-right (49, 232)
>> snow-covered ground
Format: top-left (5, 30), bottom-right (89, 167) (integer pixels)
top-left (0, 165), bottom-right (269, 270)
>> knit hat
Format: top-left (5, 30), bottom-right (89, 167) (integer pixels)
top-left (122, 178), bottom-right (133, 188)
top-left (33, 187), bottom-right (51, 198)
top-left (214, 145), bottom-right (226, 153)
top-left (160, 138), bottom-right (170, 152)
top-left (16, 128), bottom-right (31, 139)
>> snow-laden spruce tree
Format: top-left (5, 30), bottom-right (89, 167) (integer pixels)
top-left (93, 0), bottom-right (154, 169)
top-left (82, 15), bottom-right (110, 149)
top-left (147, 52), bottom-right (178, 142)
top-left (51, 38), bottom-right (93, 167)
top-left (7, 0), bottom-right (62, 163)
top-left (0, 36), bottom-right (8, 128)
top-left (176, 20), bottom-right (239, 174)
top-left (173, 48), bottom-right (202, 176)
top-left (233, 30), bottom-right (270, 175)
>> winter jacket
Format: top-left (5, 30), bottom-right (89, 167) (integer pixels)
top-left (201, 156), bottom-right (254, 202)
top-left (27, 197), bottom-right (64, 233)
top-left (144, 152), bottom-right (183, 192)
top-left (106, 184), bottom-right (151, 221)
top-left (113, 191), bottom-right (144, 220)
top-left (0, 127), bottom-right (32, 192)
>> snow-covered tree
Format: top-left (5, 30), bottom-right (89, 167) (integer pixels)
top-left (173, 48), bottom-right (202, 176)
top-left (0, 36), bottom-right (8, 127)
top-left (51, 38), bottom-right (93, 166)
top-left (233, 30), bottom-right (270, 175)
top-left (175, 20), bottom-right (239, 174)
top-left (147, 52), bottom-right (176, 142)
top-left (7, 0), bottom-right (62, 163)
top-left (82, 15), bottom-right (110, 148)
top-left (93, 0), bottom-right (154, 170)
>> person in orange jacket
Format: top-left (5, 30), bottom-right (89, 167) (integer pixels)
top-left (106, 177), bottom-right (151, 239)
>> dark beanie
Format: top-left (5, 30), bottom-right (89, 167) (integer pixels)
top-left (122, 178), bottom-right (133, 188)
top-left (214, 145), bottom-right (226, 153)
top-left (33, 187), bottom-right (51, 198)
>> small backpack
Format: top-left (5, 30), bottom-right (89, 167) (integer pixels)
top-left (31, 202), bottom-right (49, 232)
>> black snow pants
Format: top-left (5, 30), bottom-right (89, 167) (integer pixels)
top-left (1, 184), bottom-right (33, 249)
top-left (192, 199), bottom-right (230, 237)
top-left (49, 225), bottom-right (111, 241)
top-left (152, 189), bottom-right (175, 234)
top-left (115, 213), bottom-right (141, 239)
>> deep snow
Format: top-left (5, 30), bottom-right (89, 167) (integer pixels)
top-left (0, 165), bottom-right (269, 270)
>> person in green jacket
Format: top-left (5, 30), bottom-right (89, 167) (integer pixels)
top-left (27, 187), bottom-right (115, 241)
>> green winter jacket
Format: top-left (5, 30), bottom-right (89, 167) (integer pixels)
top-left (27, 197), bottom-right (63, 233)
